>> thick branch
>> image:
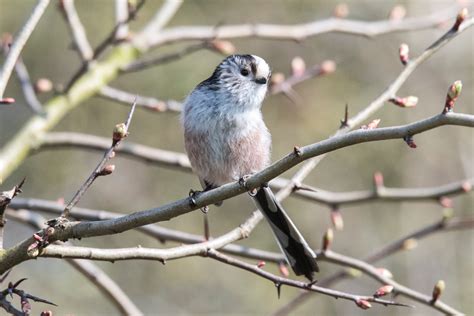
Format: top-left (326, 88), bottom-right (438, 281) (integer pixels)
top-left (0, 112), bottom-right (472, 274)
top-left (36, 132), bottom-right (474, 206)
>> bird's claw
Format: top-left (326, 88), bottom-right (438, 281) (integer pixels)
top-left (188, 189), bottom-right (202, 207)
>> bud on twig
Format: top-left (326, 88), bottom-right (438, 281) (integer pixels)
top-left (270, 72), bottom-right (285, 86)
top-left (374, 285), bottom-right (394, 297)
top-left (279, 262), bottom-right (289, 277)
top-left (291, 57), bottom-right (306, 77)
top-left (320, 60), bottom-right (336, 74)
top-left (34, 78), bottom-right (53, 93)
top-left (461, 181), bottom-right (472, 192)
top-left (376, 268), bottom-right (393, 279)
top-left (403, 135), bottom-right (417, 149)
top-left (432, 280), bottom-right (445, 302)
top-left (113, 123), bottom-right (128, 143)
top-left (443, 80), bottom-right (462, 113)
top-left (355, 299), bottom-right (372, 310)
top-left (373, 171), bottom-right (384, 189)
top-left (439, 196), bottom-right (453, 208)
top-left (361, 119), bottom-right (381, 130)
top-left (452, 8), bottom-right (468, 31)
top-left (333, 3), bottom-right (349, 18)
top-left (330, 207), bottom-right (344, 231)
top-left (402, 238), bottom-right (418, 250)
top-left (257, 261), bottom-right (266, 268)
top-left (399, 43), bottom-right (409, 65)
top-left (389, 95), bottom-right (418, 108)
top-left (389, 5), bottom-right (407, 21)
top-left (209, 40), bottom-right (236, 55)
top-left (322, 228), bottom-right (334, 251)
top-left (98, 164), bottom-right (115, 176)
top-left (0, 97), bottom-right (15, 104)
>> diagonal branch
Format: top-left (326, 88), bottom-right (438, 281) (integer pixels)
top-left (0, 0), bottom-right (50, 99)
top-left (61, 101), bottom-right (137, 218)
top-left (35, 131), bottom-right (474, 206)
top-left (0, 111), bottom-right (472, 275)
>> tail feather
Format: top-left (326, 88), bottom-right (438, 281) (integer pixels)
top-left (252, 187), bottom-right (319, 280)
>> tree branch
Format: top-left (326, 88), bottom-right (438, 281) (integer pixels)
top-left (0, 0), bottom-right (50, 99)
top-left (0, 111), bottom-right (472, 274)
top-left (36, 131), bottom-right (474, 206)
top-left (139, 6), bottom-right (462, 48)
top-left (7, 209), bottom-right (143, 316)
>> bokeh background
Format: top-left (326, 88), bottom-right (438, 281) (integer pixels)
top-left (0, 0), bottom-right (473, 315)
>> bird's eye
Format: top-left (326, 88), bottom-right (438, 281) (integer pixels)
top-left (240, 69), bottom-right (249, 76)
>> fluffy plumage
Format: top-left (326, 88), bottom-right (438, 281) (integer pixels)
top-left (181, 54), bottom-right (319, 280)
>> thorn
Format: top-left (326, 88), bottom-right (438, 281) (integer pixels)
top-left (275, 282), bottom-right (282, 299)
top-left (340, 104), bottom-right (349, 128)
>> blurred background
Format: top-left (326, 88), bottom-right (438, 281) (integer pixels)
top-left (0, 0), bottom-right (473, 315)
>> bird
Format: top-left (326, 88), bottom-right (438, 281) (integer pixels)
top-left (181, 54), bottom-right (319, 281)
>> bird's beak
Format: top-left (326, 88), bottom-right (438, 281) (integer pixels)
top-left (255, 77), bottom-right (267, 85)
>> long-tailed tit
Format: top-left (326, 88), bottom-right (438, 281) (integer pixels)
top-left (181, 54), bottom-right (319, 280)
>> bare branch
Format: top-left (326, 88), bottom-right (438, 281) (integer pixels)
top-left (115, 0), bottom-right (130, 41)
top-left (0, 0), bottom-right (50, 98)
top-left (98, 86), bottom-right (183, 112)
top-left (0, 111), bottom-right (472, 275)
top-left (0, 179), bottom-right (25, 248)
top-left (61, 101), bottom-right (137, 218)
top-left (140, 6), bottom-right (461, 48)
top-left (273, 216), bottom-right (474, 316)
top-left (58, 0), bottom-right (94, 61)
top-left (7, 209), bottom-right (143, 316)
top-left (206, 250), bottom-right (411, 310)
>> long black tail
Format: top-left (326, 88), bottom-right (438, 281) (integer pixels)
top-left (252, 186), bottom-right (319, 281)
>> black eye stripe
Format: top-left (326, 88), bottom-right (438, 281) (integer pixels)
top-left (250, 62), bottom-right (257, 75)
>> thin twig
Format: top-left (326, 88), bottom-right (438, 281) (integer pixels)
top-left (140, 6), bottom-right (461, 48)
top-left (98, 86), bottom-right (183, 112)
top-left (13, 57), bottom-right (44, 115)
top-left (58, 0), bottom-right (94, 61)
top-left (0, 0), bottom-right (50, 98)
top-left (61, 100), bottom-right (137, 218)
top-left (121, 41), bottom-right (212, 73)
top-left (0, 178), bottom-right (25, 249)
top-left (206, 249), bottom-right (411, 310)
top-left (115, 0), bottom-right (130, 41)
top-left (272, 217), bottom-right (473, 316)
top-left (7, 209), bottom-right (143, 315)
